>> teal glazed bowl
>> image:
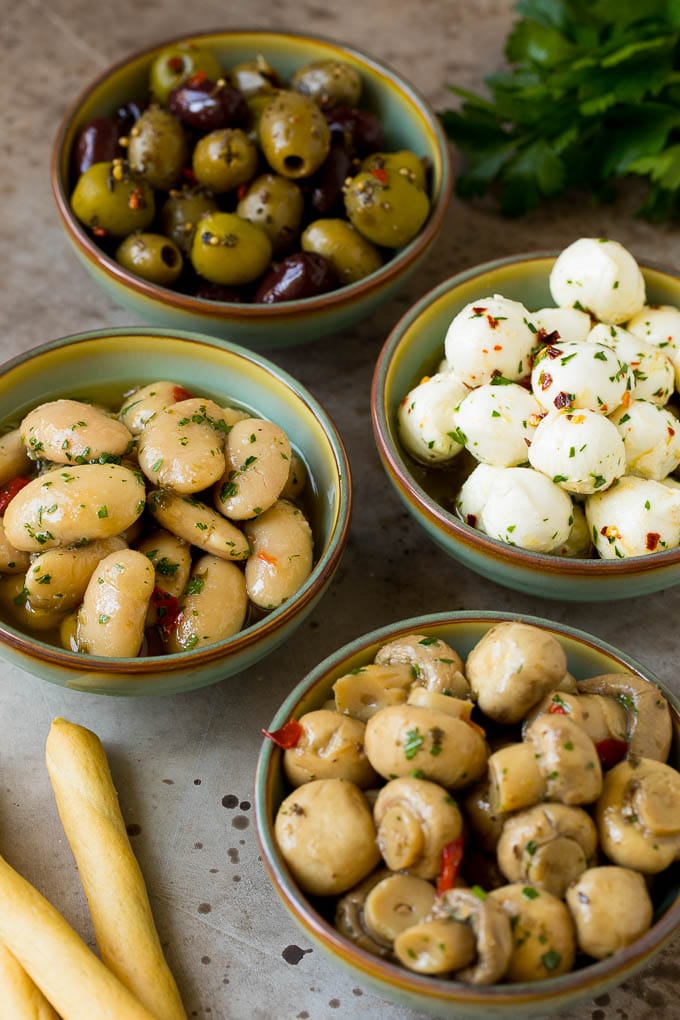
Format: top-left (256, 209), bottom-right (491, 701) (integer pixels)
top-left (0, 328), bottom-right (351, 695)
top-left (254, 611), bottom-right (680, 1019)
top-left (371, 252), bottom-right (680, 601)
top-left (51, 29), bottom-right (452, 350)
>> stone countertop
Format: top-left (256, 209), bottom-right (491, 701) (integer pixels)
top-left (1, 1), bottom-right (678, 1018)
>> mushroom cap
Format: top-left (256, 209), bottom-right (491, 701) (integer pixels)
top-left (432, 888), bottom-right (514, 984)
top-left (335, 868), bottom-right (394, 957)
top-left (373, 776), bottom-right (463, 878)
top-left (282, 709), bottom-right (378, 788)
top-left (332, 662), bottom-right (414, 722)
top-left (364, 873), bottom-right (437, 945)
top-left (489, 883), bottom-right (575, 981)
top-left (566, 866), bottom-right (653, 959)
top-left (577, 673), bottom-right (672, 761)
top-left (374, 633), bottom-right (468, 697)
top-left (525, 714), bottom-right (603, 805)
top-left (393, 917), bottom-right (476, 975)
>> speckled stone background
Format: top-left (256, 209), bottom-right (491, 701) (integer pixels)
top-left (1, 2), bottom-right (679, 1018)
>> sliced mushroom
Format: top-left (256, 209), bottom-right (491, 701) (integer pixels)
top-left (566, 866), bottom-right (653, 960)
top-left (595, 756), bottom-right (680, 873)
top-left (283, 709), bottom-right (378, 788)
top-left (407, 688), bottom-right (473, 720)
top-left (373, 777), bottom-right (463, 878)
top-left (465, 622), bottom-right (567, 724)
top-left (333, 663), bottom-right (414, 722)
top-left (489, 883), bottom-right (575, 981)
top-left (577, 673), bottom-right (672, 761)
top-left (335, 869), bottom-right (394, 957)
top-left (364, 873), bottom-right (437, 946)
top-left (374, 634), bottom-right (469, 697)
top-left (393, 918), bottom-right (476, 975)
top-left (497, 804), bottom-right (598, 898)
top-left (432, 889), bottom-right (514, 984)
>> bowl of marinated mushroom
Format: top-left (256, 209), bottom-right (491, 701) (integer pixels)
top-left (0, 327), bottom-right (351, 695)
top-left (372, 238), bottom-right (680, 600)
top-left (51, 29), bottom-right (452, 350)
top-left (255, 611), bottom-right (680, 1018)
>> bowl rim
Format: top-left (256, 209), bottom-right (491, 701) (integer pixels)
top-left (0, 326), bottom-right (352, 674)
top-left (254, 609), bottom-right (680, 1007)
top-left (371, 250), bottom-right (680, 577)
top-left (50, 27), bottom-right (453, 321)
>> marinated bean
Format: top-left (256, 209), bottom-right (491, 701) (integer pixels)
top-left (137, 398), bottom-right (229, 493)
top-left (215, 418), bottom-right (291, 520)
top-left (147, 489), bottom-right (250, 561)
top-left (168, 77), bottom-right (248, 132)
top-left (3, 464), bottom-right (147, 552)
top-left (0, 430), bottom-right (31, 486)
top-left (244, 498), bottom-right (313, 609)
top-left (0, 576), bottom-right (67, 632)
top-left (254, 252), bottom-right (337, 304)
top-left (221, 406), bottom-right (251, 428)
top-left (165, 554), bottom-right (247, 652)
top-left (24, 536), bottom-right (128, 612)
top-left (76, 549), bottom-right (154, 657)
top-left (280, 452), bottom-right (307, 500)
top-left (21, 399), bottom-right (134, 465)
top-left (119, 381), bottom-right (193, 435)
top-left (0, 520), bottom-right (30, 574)
top-left (137, 529), bottom-right (192, 601)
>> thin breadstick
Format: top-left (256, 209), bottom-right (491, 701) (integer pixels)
top-left (0, 944), bottom-right (60, 1020)
top-left (45, 717), bottom-right (186, 1020)
top-left (0, 852), bottom-right (156, 1020)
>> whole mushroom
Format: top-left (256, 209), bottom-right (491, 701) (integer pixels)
top-left (373, 776), bottom-right (463, 878)
top-left (283, 709), bottom-right (378, 788)
top-left (489, 883), bottom-right (575, 981)
top-left (394, 917), bottom-right (476, 975)
top-left (374, 633), bottom-right (469, 697)
top-left (577, 673), bottom-right (672, 761)
top-left (566, 866), bottom-right (653, 959)
top-left (430, 888), bottom-right (514, 984)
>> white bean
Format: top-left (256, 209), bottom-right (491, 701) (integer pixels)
top-left (76, 549), bottom-right (154, 657)
top-left (118, 381), bottom-right (192, 435)
top-left (0, 430), bottom-right (31, 486)
top-left (244, 499), bottom-right (313, 609)
top-left (147, 490), bottom-right (250, 560)
top-left (0, 520), bottom-right (30, 574)
top-left (215, 419), bottom-right (291, 521)
top-left (136, 529), bottom-right (192, 625)
top-left (137, 398), bottom-right (228, 493)
top-left (24, 536), bottom-right (128, 612)
top-left (165, 555), bottom-right (247, 652)
top-left (21, 400), bottom-right (133, 464)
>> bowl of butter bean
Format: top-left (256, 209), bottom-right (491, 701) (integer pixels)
top-left (0, 328), bottom-right (351, 694)
top-left (255, 611), bottom-right (680, 1018)
top-left (51, 29), bottom-right (452, 349)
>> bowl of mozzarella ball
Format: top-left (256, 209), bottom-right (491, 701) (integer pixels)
top-left (255, 611), bottom-right (680, 1018)
top-left (372, 238), bottom-right (680, 600)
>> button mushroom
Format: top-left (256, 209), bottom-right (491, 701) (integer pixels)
top-left (430, 888), bottom-right (514, 984)
top-left (373, 777), bottom-right (463, 879)
top-left (282, 709), bottom-right (378, 788)
top-left (463, 777), bottom-right (508, 854)
top-left (465, 622), bottom-right (567, 724)
top-left (489, 883), bottom-right (575, 981)
top-left (577, 673), bottom-right (672, 762)
top-left (595, 756), bottom-right (680, 873)
top-left (497, 804), bottom-right (598, 898)
top-left (332, 663), bottom-right (415, 722)
top-left (363, 873), bottom-right (437, 945)
top-left (334, 869), bottom-right (394, 957)
top-left (566, 866), bottom-right (653, 959)
top-left (393, 917), bottom-right (476, 975)
top-left (407, 688), bottom-right (474, 720)
top-left (374, 634), bottom-right (469, 697)
top-left (523, 690), bottom-right (628, 750)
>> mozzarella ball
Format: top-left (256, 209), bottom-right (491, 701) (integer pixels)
top-left (528, 409), bottom-right (625, 495)
top-left (454, 463), bottom-right (504, 530)
top-left (532, 306), bottom-right (592, 343)
top-left (627, 304), bottom-right (680, 388)
top-left (444, 295), bottom-right (536, 387)
top-left (549, 238), bottom-right (645, 324)
top-left (397, 371), bottom-right (468, 465)
top-left (587, 323), bottom-right (674, 406)
top-left (480, 467), bottom-right (574, 552)
top-left (549, 502), bottom-right (593, 558)
top-left (585, 475), bottom-right (680, 558)
top-left (531, 340), bottom-right (633, 415)
top-left (453, 382), bottom-right (543, 467)
top-left (609, 400), bottom-right (680, 481)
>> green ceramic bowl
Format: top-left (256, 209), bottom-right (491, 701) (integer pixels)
top-left (371, 252), bottom-right (680, 601)
top-left (254, 610), bottom-right (680, 1019)
top-left (0, 328), bottom-right (351, 695)
top-left (51, 29), bottom-right (452, 351)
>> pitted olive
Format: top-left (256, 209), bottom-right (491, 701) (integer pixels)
top-left (149, 45), bottom-right (224, 104)
top-left (115, 233), bottom-right (183, 286)
top-left (159, 187), bottom-right (219, 253)
top-left (127, 107), bottom-right (188, 191)
top-left (237, 174), bottom-right (304, 253)
top-left (361, 150), bottom-right (427, 190)
top-left (259, 91), bottom-right (331, 178)
top-left (301, 218), bottom-right (382, 284)
top-left (228, 56), bottom-right (281, 98)
top-left (192, 128), bottom-right (258, 193)
top-left (190, 212), bottom-right (272, 285)
top-left (168, 77), bottom-right (248, 131)
top-left (291, 60), bottom-right (362, 109)
top-left (344, 168), bottom-right (430, 248)
top-left (71, 161), bottom-right (155, 238)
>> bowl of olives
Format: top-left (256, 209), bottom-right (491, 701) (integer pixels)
top-left (254, 610), bottom-right (680, 1018)
top-left (51, 30), bottom-right (452, 350)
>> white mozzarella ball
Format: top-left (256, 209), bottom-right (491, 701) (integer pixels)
top-left (444, 295), bottom-right (536, 387)
top-left (549, 238), bottom-right (645, 324)
top-left (454, 464), bottom-right (504, 531)
top-left (549, 502), bottom-right (593, 558)
top-left (587, 323), bottom-right (674, 406)
top-left (532, 306), bottom-right (592, 343)
top-left (609, 400), bottom-right (680, 481)
top-left (480, 467), bottom-right (574, 552)
top-left (528, 409), bottom-right (625, 494)
top-left (397, 371), bottom-right (469, 464)
top-left (452, 382), bottom-right (543, 467)
top-left (585, 476), bottom-right (680, 558)
top-left (531, 339), bottom-right (633, 415)
top-left (626, 304), bottom-right (680, 388)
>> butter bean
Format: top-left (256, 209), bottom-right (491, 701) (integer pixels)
top-left (280, 452), bottom-right (307, 500)
top-left (138, 398), bottom-right (229, 493)
top-left (244, 498), bottom-right (313, 609)
top-left (136, 528), bottom-right (191, 625)
top-left (165, 555), bottom-right (247, 652)
top-left (76, 549), bottom-right (154, 657)
top-left (0, 575), bottom-right (66, 632)
top-left (119, 381), bottom-right (192, 435)
top-left (215, 418), bottom-right (291, 520)
top-left (0, 430), bottom-right (31, 486)
top-left (147, 489), bottom-right (250, 560)
top-left (21, 400), bottom-right (133, 465)
top-left (24, 536), bottom-right (128, 612)
top-left (0, 520), bottom-right (30, 574)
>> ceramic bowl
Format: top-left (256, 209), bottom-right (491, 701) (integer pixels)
top-left (0, 328), bottom-right (351, 695)
top-left (371, 252), bottom-right (680, 601)
top-left (51, 29), bottom-right (452, 351)
top-left (255, 610), bottom-right (680, 1019)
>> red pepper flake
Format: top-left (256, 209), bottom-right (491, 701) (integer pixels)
top-left (262, 718), bottom-right (304, 749)
top-left (370, 166), bottom-right (389, 184)
top-left (181, 167), bottom-right (197, 185)
top-left (548, 702), bottom-right (569, 715)
top-left (545, 345), bottom-right (563, 359)
top-left (493, 344), bottom-right (503, 351)
top-left (466, 513), bottom-right (477, 527)
top-left (236, 183), bottom-right (249, 201)
top-left (172, 385), bottom-right (193, 402)
top-left (646, 532), bottom-right (661, 551)
top-left (0, 476), bottom-right (30, 515)
top-left (151, 587), bottom-right (182, 636)
top-left (128, 186), bottom-right (145, 211)
top-left (472, 306), bottom-right (487, 315)
top-left (486, 314), bottom-right (501, 329)
top-left (186, 70), bottom-right (208, 87)
top-left (436, 835), bottom-right (464, 896)
top-left (92, 225), bottom-right (108, 237)
top-left (540, 371), bottom-right (553, 391)
top-left (595, 737), bottom-right (628, 770)
top-left (167, 55), bottom-right (185, 73)
top-left (554, 391), bottom-right (572, 409)
top-left (465, 718), bottom-right (487, 738)
top-left (258, 551), bottom-right (278, 566)
top-left (668, 426), bottom-right (676, 437)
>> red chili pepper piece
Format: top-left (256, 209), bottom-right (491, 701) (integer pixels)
top-left (92, 225), bottom-right (108, 237)
top-left (262, 718), bottom-right (304, 749)
top-left (436, 835), bottom-right (464, 896)
top-left (370, 166), bottom-right (389, 184)
top-left (548, 702), bottom-right (569, 715)
top-left (181, 166), bottom-right (197, 185)
top-left (595, 737), bottom-right (628, 770)
top-left (151, 586), bottom-right (182, 636)
top-left (172, 385), bottom-right (193, 402)
top-left (465, 718), bottom-right (487, 739)
top-left (0, 476), bottom-right (30, 515)
top-left (186, 70), bottom-right (208, 87)
top-left (236, 183), bottom-right (249, 202)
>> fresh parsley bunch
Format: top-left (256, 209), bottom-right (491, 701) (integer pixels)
top-left (440, 0), bottom-right (680, 218)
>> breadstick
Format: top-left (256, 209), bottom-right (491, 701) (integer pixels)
top-left (0, 852), bottom-right (156, 1020)
top-left (45, 717), bottom-right (186, 1020)
top-left (0, 944), bottom-right (60, 1020)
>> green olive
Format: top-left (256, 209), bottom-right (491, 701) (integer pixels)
top-left (127, 107), bottom-right (188, 191)
top-left (361, 150), bottom-right (428, 190)
top-left (258, 90), bottom-right (331, 178)
top-left (236, 174), bottom-right (304, 253)
top-left (301, 218), bottom-right (382, 284)
top-left (115, 232), bottom-right (183, 286)
top-left (149, 44), bottom-right (223, 104)
top-left (70, 160), bottom-right (155, 237)
top-left (228, 56), bottom-right (281, 98)
top-left (291, 60), bottom-right (362, 109)
top-left (344, 168), bottom-right (430, 248)
top-left (192, 128), bottom-right (258, 193)
top-left (190, 211), bottom-right (272, 285)
top-left (159, 187), bottom-right (219, 253)
top-left (245, 92), bottom-right (279, 143)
